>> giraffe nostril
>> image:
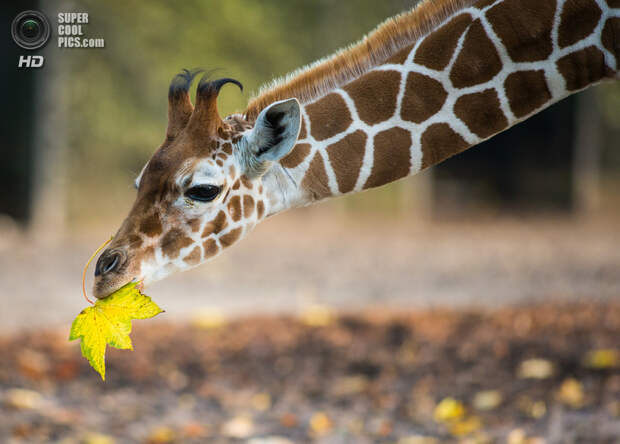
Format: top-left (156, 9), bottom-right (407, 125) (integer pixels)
top-left (95, 251), bottom-right (123, 276)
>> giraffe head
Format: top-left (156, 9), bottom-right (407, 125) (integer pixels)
top-left (93, 70), bottom-right (301, 298)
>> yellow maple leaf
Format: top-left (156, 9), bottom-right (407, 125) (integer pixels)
top-left (69, 282), bottom-right (163, 380)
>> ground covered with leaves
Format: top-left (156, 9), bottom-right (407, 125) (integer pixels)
top-left (1, 302), bottom-right (619, 444)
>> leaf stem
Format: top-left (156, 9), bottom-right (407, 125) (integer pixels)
top-left (82, 236), bottom-right (113, 305)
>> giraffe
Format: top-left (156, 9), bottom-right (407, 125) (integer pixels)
top-left (93, 0), bottom-right (620, 298)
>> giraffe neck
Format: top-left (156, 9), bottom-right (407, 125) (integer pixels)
top-left (263, 0), bottom-right (619, 215)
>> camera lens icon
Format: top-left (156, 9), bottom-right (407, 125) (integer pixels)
top-left (11, 10), bottom-right (51, 50)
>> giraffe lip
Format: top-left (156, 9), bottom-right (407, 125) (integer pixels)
top-left (95, 277), bottom-right (140, 299)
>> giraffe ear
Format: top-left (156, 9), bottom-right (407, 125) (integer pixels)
top-left (239, 98), bottom-right (301, 178)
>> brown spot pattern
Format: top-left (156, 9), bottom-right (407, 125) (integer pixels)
top-left (504, 70), bottom-right (551, 118)
top-left (602, 18), bottom-right (620, 57)
top-left (221, 143), bottom-right (232, 154)
top-left (140, 212), bottom-right (162, 237)
top-left (183, 246), bottom-right (201, 265)
top-left (364, 128), bottom-right (411, 189)
top-left (257, 200), bottom-right (265, 219)
top-left (556, 46), bottom-right (613, 91)
top-left (281, 143), bottom-right (311, 169)
top-left (558, 0), bottom-right (602, 48)
top-left (306, 93), bottom-right (352, 141)
top-left (161, 228), bottom-right (193, 259)
top-left (220, 228), bottom-right (242, 248)
top-left (232, 179), bottom-right (241, 190)
top-left (187, 218), bottom-right (201, 233)
top-left (450, 19), bottom-right (502, 88)
top-left (298, 117), bottom-right (307, 139)
top-left (126, 234), bottom-right (143, 249)
top-left (344, 70), bottom-right (401, 125)
top-left (421, 123), bottom-right (470, 168)
top-left (301, 152), bottom-right (331, 200)
top-left (387, 44), bottom-right (413, 64)
top-left (414, 13), bottom-right (473, 71)
top-left (203, 238), bottom-right (218, 258)
top-left (486, 0), bottom-right (556, 62)
top-left (243, 195), bottom-right (255, 217)
top-left (202, 210), bottom-right (228, 238)
top-left (241, 175), bottom-right (253, 189)
top-left (401, 73), bottom-right (448, 123)
top-left (454, 89), bottom-right (508, 138)
top-left (326, 130), bottom-right (367, 194)
top-left (475, 0), bottom-right (498, 8)
top-left (227, 195), bottom-right (242, 222)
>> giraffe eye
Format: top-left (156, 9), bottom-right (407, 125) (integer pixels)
top-left (185, 185), bottom-right (221, 202)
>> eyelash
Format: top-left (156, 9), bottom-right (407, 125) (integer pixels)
top-left (184, 184), bottom-right (222, 202)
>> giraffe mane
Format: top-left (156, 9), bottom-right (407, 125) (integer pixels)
top-left (245, 0), bottom-right (478, 121)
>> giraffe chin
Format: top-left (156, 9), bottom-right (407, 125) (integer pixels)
top-left (92, 276), bottom-right (139, 299)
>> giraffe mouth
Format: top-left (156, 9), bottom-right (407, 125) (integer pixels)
top-left (93, 276), bottom-right (140, 299)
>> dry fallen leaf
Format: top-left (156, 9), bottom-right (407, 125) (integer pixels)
top-left (146, 425), bottom-right (175, 444)
top-left (299, 304), bottom-right (335, 327)
top-left (222, 416), bottom-right (254, 439)
top-left (251, 392), bottom-right (272, 411)
top-left (473, 390), bottom-right (503, 411)
top-left (517, 396), bottom-right (547, 418)
top-left (279, 413), bottom-right (298, 428)
top-left (584, 349), bottom-right (618, 369)
top-left (69, 282), bottom-right (163, 380)
top-left (517, 358), bottom-right (554, 379)
top-left (557, 378), bottom-right (585, 408)
top-left (433, 397), bottom-right (466, 423)
top-left (331, 375), bottom-right (369, 396)
top-left (83, 433), bottom-right (116, 444)
top-left (4, 388), bottom-right (44, 410)
top-left (507, 429), bottom-right (545, 444)
top-left (310, 411), bottom-right (332, 436)
top-left (448, 415), bottom-right (482, 437)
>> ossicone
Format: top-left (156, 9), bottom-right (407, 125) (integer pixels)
top-left (166, 68), bottom-right (204, 141)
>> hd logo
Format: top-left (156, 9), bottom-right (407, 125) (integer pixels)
top-left (18, 55), bottom-right (45, 68)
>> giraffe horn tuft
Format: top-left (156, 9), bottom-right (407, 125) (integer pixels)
top-left (166, 68), bottom-right (204, 141)
top-left (196, 77), bottom-right (244, 96)
top-left (186, 76), bottom-right (244, 140)
top-left (168, 68), bottom-right (203, 99)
